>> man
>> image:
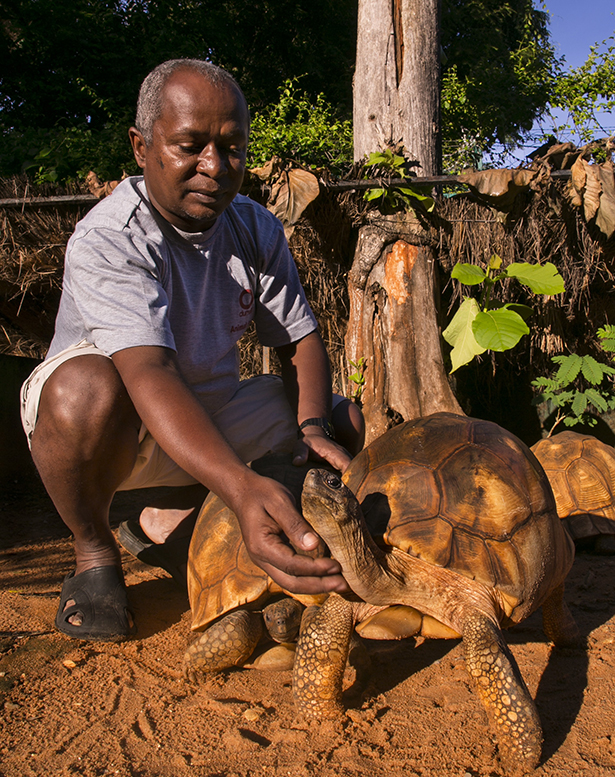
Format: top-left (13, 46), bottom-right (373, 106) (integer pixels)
top-left (20, 59), bottom-right (363, 642)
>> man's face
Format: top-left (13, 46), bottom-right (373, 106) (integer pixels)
top-left (130, 70), bottom-right (249, 232)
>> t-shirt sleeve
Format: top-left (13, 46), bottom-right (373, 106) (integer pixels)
top-left (252, 217), bottom-right (318, 347)
top-left (63, 227), bottom-right (176, 355)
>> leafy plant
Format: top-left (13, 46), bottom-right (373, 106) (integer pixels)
top-left (532, 325), bottom-right (615, 434)
top-left (363, 149), bottom-right (435, 215)
top-left (547, 35), bottom-right (615, 143)
top-left (443, 254), bottom-right (565, 372)
top-left (248, 79), bottom-right (353, 172)
top-left (347, 357), bottom-right (366, 401)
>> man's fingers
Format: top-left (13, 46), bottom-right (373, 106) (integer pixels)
top-left (293, 435), bottom-right (352, 474)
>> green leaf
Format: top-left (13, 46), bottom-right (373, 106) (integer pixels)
top-left (488, 254), bottom-right (502, 270)
top-left (585, 388), bottom-right (608, 412)
top-left (364, 187), bottom-right (385, 201)
top-left (503, 303), bottom-right (533, 321)
top-left (472, 308), bottom-right (530, 352)
top-left (442, 297), bottom-right (486, 372)
top-left (554, 354), bottom-right (582, 384)
top-left (580, 355), bottom-right (607, 384)
top-left (396, 186), bottom-right (435, 212)
top-left (571, 391), bottom-right (588, 417)
top-left (451, 263), bottom-right (487, 286)
top-left (505, 262), bottom-right (565, 295)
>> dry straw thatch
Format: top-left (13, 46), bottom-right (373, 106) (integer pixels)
top-left (1, 156), bottom-right (614, 398)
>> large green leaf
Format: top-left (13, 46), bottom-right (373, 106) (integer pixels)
top-left (505, 262), bottom-right (565, 295)
top-left (451, 263), bottom-right (487, 286)
top-left (442, 297), bottom-right (486, 372)
top-left (472, 308), bottom-right (530, 351)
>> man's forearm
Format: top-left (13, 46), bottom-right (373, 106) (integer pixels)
top-left (112, 345), bottom-right (253, 508)
top-left (276, 330), bottom-right (332, 424)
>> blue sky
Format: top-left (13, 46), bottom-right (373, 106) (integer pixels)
top-left (546, 0), bottom-right (614, 69)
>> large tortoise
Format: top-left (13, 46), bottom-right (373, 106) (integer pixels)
top-left (531, 431), bottom-right (615, 554)
top-left (184, 412), bottom-right (577, 773)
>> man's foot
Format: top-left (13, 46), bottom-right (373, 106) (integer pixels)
top-left (118, 520), bottom-right (191, 590)
top-left (55, 565), bottom-right (136, 642)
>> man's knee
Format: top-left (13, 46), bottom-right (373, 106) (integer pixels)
top-left (36, 355), bottom-right (138, 436)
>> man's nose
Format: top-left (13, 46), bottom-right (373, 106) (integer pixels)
top-left (196, 144), bottom-right (226, 177)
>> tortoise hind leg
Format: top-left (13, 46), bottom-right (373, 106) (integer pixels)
top-left (463, 611), bottom-right (542, 774)
top-left (542, 583), bottom-right (579, 647)
top-left (183, 610), bottom-right (263, 680)
top-left (293, 593), bottom-right (354, 718)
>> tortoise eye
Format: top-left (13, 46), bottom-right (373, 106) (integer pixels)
top-left (325, 473), bottom-right (342, 489)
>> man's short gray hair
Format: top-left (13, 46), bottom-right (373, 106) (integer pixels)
top-left (135, 59), bottom-right (246, 145)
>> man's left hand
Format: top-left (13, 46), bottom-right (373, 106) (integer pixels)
top-left (292, 426), bottom-right (352, 473)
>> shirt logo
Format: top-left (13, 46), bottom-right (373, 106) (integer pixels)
top-left (231, 288), bottom-right (255, 334)
top-left (239, 288), bottom-right (254, 310)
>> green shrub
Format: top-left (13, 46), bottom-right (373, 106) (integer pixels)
top-left (248, 79), bottom-right (353, 172)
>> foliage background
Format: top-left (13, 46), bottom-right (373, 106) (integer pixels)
top-left (3, 0), bottom-right (606, 182)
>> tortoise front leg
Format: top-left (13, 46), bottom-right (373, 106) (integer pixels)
top-left (183, 610), bottom-right (263, 680)
top-left (463, 610), bottom-right (542, 774)
top-left (293, 593), bottom-right (354, 718)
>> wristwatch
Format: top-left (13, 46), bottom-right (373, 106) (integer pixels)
top-left (298, 417), bottom-right (336, 440)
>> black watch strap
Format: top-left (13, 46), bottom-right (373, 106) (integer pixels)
top-left (298, 417), bottom-right (336, 440)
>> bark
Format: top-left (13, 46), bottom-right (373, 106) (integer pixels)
top-left (353, 0), bottom-right (441, 174)
top-left (346, 214), bottom-right (461, 445)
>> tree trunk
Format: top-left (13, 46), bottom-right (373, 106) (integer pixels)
top-left (346, 214), bottom-right (461, 444)
top-left (353, 0), bottom-right (441, 174)
top-left (349, 0), bottom-right (455, 444)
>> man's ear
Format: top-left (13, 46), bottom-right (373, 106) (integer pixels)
top-left (129, 127), bottom-right (147, 169)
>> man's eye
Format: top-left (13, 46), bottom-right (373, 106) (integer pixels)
top-left (179, 146), bottom-right (201, 155)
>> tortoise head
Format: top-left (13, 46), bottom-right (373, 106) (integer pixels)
top-left (301, 468), bottom-right (362, 534)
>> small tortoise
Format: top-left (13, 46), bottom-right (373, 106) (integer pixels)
top-left (295, 413), bottom-right (577, 774)
top-left (184, 413), bottom-right (577, 773)
top-left (531, 431), bottom-right (615, 554)
top-left (184, 456), bottom-right (325, 674)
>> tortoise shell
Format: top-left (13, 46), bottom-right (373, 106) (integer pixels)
top-left (531, 431), bottom-right (615, 541)
top-left (342, 412), bottom-right (574, 623)
top-left (188, 455), bottom-right (324, 632)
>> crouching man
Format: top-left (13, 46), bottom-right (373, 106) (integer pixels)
top-left (21, 58), bottom-right (363, 642)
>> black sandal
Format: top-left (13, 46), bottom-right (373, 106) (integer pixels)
top-left (55, 566), bottom-right (137, 642)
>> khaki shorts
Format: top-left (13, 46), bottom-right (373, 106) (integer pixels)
top-left (21, 340), bottom-right (344, 491)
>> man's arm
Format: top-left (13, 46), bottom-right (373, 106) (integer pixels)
top-left (275, 330), bottom-right (353, 473)
top-left (112, 344), bottom-right (348, 594)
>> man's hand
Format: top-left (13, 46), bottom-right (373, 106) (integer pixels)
top-left (292, 425), bottom-right (352, 473)
top-left (229, 469), bottom-right (350, 594)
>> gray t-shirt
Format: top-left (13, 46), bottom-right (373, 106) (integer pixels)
top-left (49, 177), bottom-right (317, 414)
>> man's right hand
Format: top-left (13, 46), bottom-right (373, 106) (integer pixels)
top-left (228, 469), bottom-right (350, 595)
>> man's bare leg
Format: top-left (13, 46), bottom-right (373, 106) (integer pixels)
top-left (31, 355), bottom-right (142, 573)
top-left (30, 355), bottom-right (142, 637)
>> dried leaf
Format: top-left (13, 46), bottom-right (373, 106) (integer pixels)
top-left (85, 171), bottom-right (122, 198)
top-left (267, 169), bottom-right (320, 229)
top-left (458, 169), bottom-right (537, 210)
top-left (248, 156), bottom-right (283, 181)
top-left (568, 156), bottom-right (587, 208)
top-left (583, 163), bottom-right (602, 223)
top-left (542, 142), bottom-right (579, 169)
top-left (595, 160), bottom-right (615, 238)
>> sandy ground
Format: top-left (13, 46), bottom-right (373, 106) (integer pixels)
top-left (1, 479), bottom-right (615, 777)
